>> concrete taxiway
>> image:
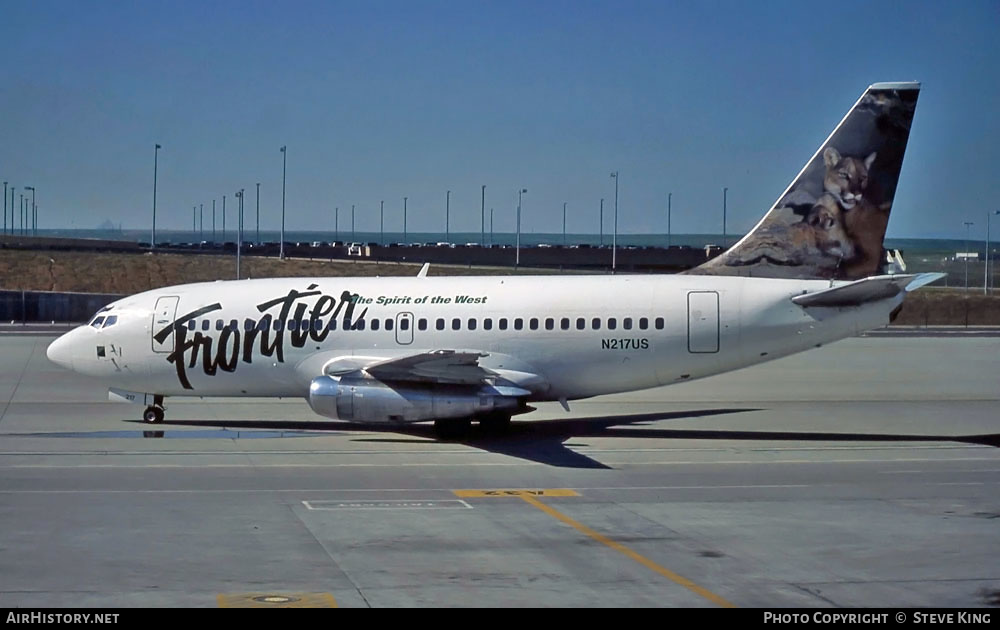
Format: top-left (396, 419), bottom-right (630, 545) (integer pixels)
top-left (0, 334), bottom-right (997, 608)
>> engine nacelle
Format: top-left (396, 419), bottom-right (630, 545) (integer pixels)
top-left (308, 375), bottom-right (523, 424)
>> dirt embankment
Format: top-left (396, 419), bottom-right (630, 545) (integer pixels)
top-left (1, 250), bottom-right (997, 324)
top-left (891, 289), bottom-right (1000, 326)
top-left (0, 250), bottom-right (554, 294)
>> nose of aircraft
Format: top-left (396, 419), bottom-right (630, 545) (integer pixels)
top-left (47, 329), bottom-right (76, 370)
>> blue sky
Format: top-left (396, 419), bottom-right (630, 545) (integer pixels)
top-left (1, 0), bottom-right (998, 239)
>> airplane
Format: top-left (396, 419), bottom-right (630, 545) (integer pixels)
top-left (47, 81), bottom-right (941, 438)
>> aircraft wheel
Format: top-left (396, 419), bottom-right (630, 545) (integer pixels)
top-left (479, 412), bottom-right (512, 432)
top-left (434, 418), bottom-right (471, 440)
top-left (143, 406), bottom-right (164, 424)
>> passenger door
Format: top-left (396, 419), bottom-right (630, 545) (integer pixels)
top-left (151, 296), bottom-right (180, 353)
top-left (687, 291), bottom-right (719, 353)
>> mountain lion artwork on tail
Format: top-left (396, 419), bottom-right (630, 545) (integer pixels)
top-left (689, 83), bottom-right (919, 280)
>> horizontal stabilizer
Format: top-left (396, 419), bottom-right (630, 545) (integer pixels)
top-left (791, 273), bottom-right (944, 307)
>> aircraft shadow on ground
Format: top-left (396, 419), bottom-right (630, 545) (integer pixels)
top-left (144, 408), bottom-right (1000, 469)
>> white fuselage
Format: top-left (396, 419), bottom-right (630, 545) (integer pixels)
top-left (47, 273), bottom-right (900, 414)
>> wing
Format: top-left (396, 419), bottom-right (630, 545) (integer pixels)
top-left (318, 350), bottom-right (540, 394)
top-left (367, 350), bottom-right (493, 385)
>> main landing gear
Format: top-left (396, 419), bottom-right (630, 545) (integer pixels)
top-left (434, 412), bottom-right (513, 440)
top-left (143, 395), bottom-right (165, 424)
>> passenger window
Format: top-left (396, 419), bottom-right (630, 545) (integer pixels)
top-left (592, 317), bottom-right (601, 330)
top-left (353, 319), bottom-right (366, 331)
top-left (386, 319), bottom-right (394, 331)
top-left (529, 318), bottom-right (539, 330)
top-left (201, 320), bottom-right (210, 331)
top-left (313, 319), bottom-right (323, 330)
top-left (186, 319), bottom-right (194, 331)
top-left (418, 318), bottom-right (427, 331)
top-left (102, 315), bottom-right (117, 328)
top-left (561, 318), bottom-right (570, 330)
top-left (229, 320), bottom-right (238, 331)
top-left (484, 318), bottom-right (492, 330)
top-left (258, 319), bottom-right (269, 331)
top-left (623, 318), bottom-right (632, 330)
top-left (288, 320), bottom-right (298, 331)
top-left (216, 319), bottom-right (224, 331)
top-left (514, 318), bottom-right (523, 330)
top-left (468, 318), bottom-right (477, 330)
top-left (371, 319), bottom-right (380, 331)
top-left (244, 319), bottom-right (255, 331)
top-left (452, 318), bottom-right (461, 330)
top-left (273, 319), bottom-right (283, 331)
top-left (436, 318), bottom-right (445, 331)
top-left (400, 318), bottom-right (409, 331)
top-left (544, 318), bottom-right (554, 330)
top-left (576, 318), bottom-right (585, 330)
top-left (608, 318), bottom-right (617, 330)
top-left (327, 318), bottom-right (337, 331)
top-left (639, 317), bottom-right (648, 330)
top-left (655, 317), bottom-right (664, 330)
top-left (499, 318), bottom-right (508, 330)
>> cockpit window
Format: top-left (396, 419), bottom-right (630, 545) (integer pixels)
top-left (102, 315), bottom-right (118, 328)
top-left (87, 306), bottom-right (112, 326)
top-left (91, 316), bottom-right (106, 328)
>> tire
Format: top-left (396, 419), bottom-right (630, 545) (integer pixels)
top-left (479, 412), bottom-right (512, 432)
top-left (434, 418), bottom-right (471, 440)
top-left (143, 406), bottom-right (164, 424)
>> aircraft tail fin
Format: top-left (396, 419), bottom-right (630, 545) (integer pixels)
top-left (688, 82), bottom-right (920, 281)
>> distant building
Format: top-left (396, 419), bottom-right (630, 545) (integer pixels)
top-left (955, 252), bottom-right (981, 261)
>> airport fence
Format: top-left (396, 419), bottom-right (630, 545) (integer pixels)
top-left (0, 290), bottom-right (125, 324)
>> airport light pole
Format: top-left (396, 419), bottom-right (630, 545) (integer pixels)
top-left (481, 185), bottom-right (485, 245)
top-left (222, 195), bottom-right (226, 242)
top-left (199, 203), bottom-right (204, 241)
top-left (668, 192), bottom-right (672, 248)
top-left (351, 204), bottom-right (355, 243)
top-left (610, 172), bottom-right (619, 271)
top-left (280, 146), bottom-right (286, 259)
top-left (516, 188), bottom-right (527, 267)
top-left (151, 144), bottom-right (160, 249)
top-left (24, 187), bottom-right (34, 236)
top-left (236, 189), bottom-right (243, 279)
top-left (723, 187), bottom-right (728, 249)
top-left (8, 187), bottom-right (13, 236)
top-left (403, 197), bottom-right (407, 245)
top-left (563, 202), bottom-right (567, 246)
top-left (987, 210), bottom-right (1000, 294)
top-left (256, 183), bottom-right (260, 245)
top-left (2, 182), bottom-right (6, 235)
top-left (335, 207), bottom-right (339, 242)
top-left (599, 198), bottom-right (603, 247)
top-left (20, 194), bottom-right (24, 235)
top-left (192, 206), bottom-right (196, 233)
top-left (490, 208), bottom-right (494, 246)
top-left (212, 200), bottom-right (216, 242)
top-left (445, 190), bottom-right (450, 241)
top-left (963, 221), bottom-right (974, 291)
top-left (380, 200), bottom-right (384, 246)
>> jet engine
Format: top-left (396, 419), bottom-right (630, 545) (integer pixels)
top-left (308, 375), bottom-right (524, 424)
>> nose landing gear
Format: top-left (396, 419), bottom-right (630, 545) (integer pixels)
top-left (142, 395), bottom-right (165, 424)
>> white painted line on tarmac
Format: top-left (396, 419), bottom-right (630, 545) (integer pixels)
top-left (302, 499), bottom-right (473, 510)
